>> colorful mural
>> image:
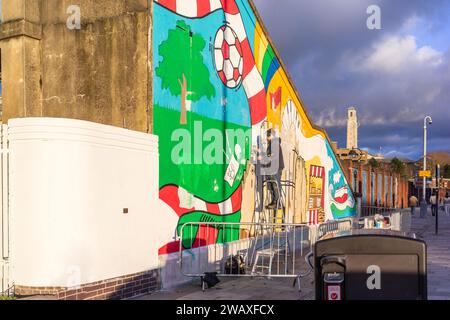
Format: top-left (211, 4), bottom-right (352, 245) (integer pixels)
top-left (153, 0), bottom-right (356, 255)
top-left (307, 165), bottom-right (325, 225)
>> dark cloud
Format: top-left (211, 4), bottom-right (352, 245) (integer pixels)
top-left (326, 119), bottom-right (450, 161)
top-left (253, 0), bottom-right (450, 159)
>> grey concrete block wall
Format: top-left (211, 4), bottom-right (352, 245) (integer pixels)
top-left (0, 0), bottom-right (153, 133)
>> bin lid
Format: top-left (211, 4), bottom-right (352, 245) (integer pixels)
top-left (319, 228), bottom-right (416, 241)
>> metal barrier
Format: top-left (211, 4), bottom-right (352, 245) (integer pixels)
top-left (177, 222), bottom-right (313, 290)
top-left (360, 206), bottom-right (399, 217)
top-left (177, 219), bottom-right (356, 291)
top-left (315, 218), bottom-right (353, 243)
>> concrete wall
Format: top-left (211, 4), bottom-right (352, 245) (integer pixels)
top-left (7, 117), bottom-right (174, 288)
top-left (153, 0), bottom-right (357, 260)
top-left (0, 0), bottom-right (153, 132)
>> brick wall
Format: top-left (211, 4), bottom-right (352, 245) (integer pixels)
top-left (342, 159), bottom-right (410, 208)
top-left (15, 269), bottom-right (160, 300)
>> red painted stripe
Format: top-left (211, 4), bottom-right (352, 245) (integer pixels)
top-left (197, 0), bottom-right (211, 17)
top-left (248, 90), bottom-right (267, 125)
top-left (192, 225), bottom-right (219, 248)
top-left (206, 202), bottom-right (220, 214)
top-left (220, 0), bottom-right (240, 14)
top-left (240, 40), bottom-right (255, 78)
top-left (158, 240), bottom-right (181, 255)
top-left (309, 210), bottom-right (318, 225)
top-left (160, 184), bottom-right (243, 217)
top-left (157, 0), bottom-right (177, 12)
top-left (159, 185), bottom-right (193, 217)
top-left (231, 185), bottom-right (243, 212)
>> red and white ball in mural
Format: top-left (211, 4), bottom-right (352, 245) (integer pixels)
top-left (213, 25), bottom-right (244, 88)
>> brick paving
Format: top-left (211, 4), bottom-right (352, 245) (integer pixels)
top-left (135, 276), bottom-right (314, 300)
top-left (135, 255), bottom-right (315, 300)
top-left (138, 207), bottom-right (450, 301)
top-left (410, 207), bottom-right (450, 300)
top-left (17, 208), bottom-right (450, 300)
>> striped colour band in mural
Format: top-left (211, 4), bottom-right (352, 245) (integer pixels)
top-left (159, 184), bottom-right (243, 217)
top-left (308, 209), bottom-right (319, 225)
top-left (310, 165), bottom-right (325, 178)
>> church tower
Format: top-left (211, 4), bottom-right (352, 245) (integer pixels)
top-left (346, 107), bottom-right (358, 149)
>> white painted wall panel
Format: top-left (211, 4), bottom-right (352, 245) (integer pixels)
top-left (7, 118), bottom-right (174, 287)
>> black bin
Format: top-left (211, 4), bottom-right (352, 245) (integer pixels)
top-left (314, 229), bottom-right (427, 300)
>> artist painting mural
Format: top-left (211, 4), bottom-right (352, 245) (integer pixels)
top-left (153, 0), bottom-right (356, 255)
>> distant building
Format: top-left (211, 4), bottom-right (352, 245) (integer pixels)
top-left (334, 107), bottom-right (409, 209)
top-left (334, 107), bottom-right (368, 162)
top-left (347, 107), bottom-right (358, 149)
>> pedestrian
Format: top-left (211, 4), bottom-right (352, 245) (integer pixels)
top-left (409, 194), bottom-right (418, 216)
top-left (430, 191), bottom-right (437, 217)
top-left (445, 192), bottom-right (450, 216)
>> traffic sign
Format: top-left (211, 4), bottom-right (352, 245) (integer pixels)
top-left (419, 170), bottom-right (431, 178)
top-left (414, 178), bottom-right (432, 187)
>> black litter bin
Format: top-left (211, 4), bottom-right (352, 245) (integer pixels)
top-left (314, 229), bottom-right (427, 300)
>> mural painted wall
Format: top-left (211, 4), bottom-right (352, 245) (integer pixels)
top-left (153, 0), bottom-right (356, 255)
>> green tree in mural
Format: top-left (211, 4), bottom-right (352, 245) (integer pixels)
top-left (156, 20), bottom-right (216, 125)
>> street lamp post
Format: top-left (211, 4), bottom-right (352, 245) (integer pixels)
top-left (420, 116), bottom-right (432, 218)
top-left (349, 148), bottom-right (364, 217)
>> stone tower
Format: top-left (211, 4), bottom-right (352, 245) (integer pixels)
top-left (346, 107), bottom-right (358, 149)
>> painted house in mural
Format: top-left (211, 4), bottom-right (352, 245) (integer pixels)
top-left (153, 0), bottom-right (356, 256)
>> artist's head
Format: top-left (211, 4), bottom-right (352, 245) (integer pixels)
top-left (266, 128), bottom-right (275, 141)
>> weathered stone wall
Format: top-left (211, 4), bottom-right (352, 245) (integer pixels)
top-left (0, 0), bottom-right (153, 132)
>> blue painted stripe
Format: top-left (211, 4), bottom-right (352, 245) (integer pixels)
top-left (264, 59), bottom-right (280, 90)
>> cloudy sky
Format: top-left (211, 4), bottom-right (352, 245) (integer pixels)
top-left (253, 0), bottom-right (450, 160)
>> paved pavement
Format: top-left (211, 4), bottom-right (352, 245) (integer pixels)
top-left (14, 208), bottom-right (450, 300)
top-left (135, 253), bottom-right (315, 300)
top-left (138, 207), bottom-right (450, 301)
top-left (135, 276), bottom-right (314, 300)
top-left (410, 207), bottom-right (450, 300)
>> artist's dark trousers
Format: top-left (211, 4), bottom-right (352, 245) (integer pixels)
top-left (266, 175), bottom-right (279, 205)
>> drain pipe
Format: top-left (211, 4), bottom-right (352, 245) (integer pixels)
top-left (1, 124), bottom-right (10, 294)
top-left (146, 0), bottom-right (153, 134)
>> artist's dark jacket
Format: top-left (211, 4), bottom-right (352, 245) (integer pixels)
top-left (261, 137), bottom-right (284, 175)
